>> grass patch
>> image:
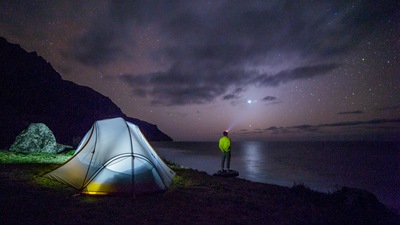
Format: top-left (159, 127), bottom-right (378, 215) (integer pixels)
top-left (1, 150), bottom-right (180, 169)
top-left (164, 159), bottom-right (186, 170)
top-left (170, 175), bottom-right (194, 188)
top-left (0, 150), bottom-right (72, 164)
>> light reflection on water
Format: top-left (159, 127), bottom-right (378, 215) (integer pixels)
top-left (238, 142), bottom-right (264, 178)
top-left (235, 141), bottom-right (324, 188)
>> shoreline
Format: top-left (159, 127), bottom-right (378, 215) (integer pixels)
top-left (0, 163), bottom-right (399, 224)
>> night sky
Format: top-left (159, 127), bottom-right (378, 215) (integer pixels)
top-left (1, 1), bottom-right (399, 141)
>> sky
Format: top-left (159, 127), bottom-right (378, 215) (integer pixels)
top-left (1, 0), bottom-right (399, 141)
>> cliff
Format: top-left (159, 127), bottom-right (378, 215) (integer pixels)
top-left (0, 37), bottom-right (172, 149)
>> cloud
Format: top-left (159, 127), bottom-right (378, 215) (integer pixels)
top-left (222, 94), bottom-right (238, 100)
top-left (318, 118), bottom-right (400, 127)
top-left (338, 110), bottom-right (364, 115)
top-left (262, 95), bottom-right (282, 105)
top-left (0, 1), bottom-right (88, 36)
top-left (223, 88), bottom-right (244, 100)
top-left (377, 105), bottom-right (400, 111)
top-left (71, 27), bottom-right (131, 66)
top-left (62, 1), bottom-right (397, 105)
top-left (120, 69), bottom-right (233, 105)
top-left (238, 118), bottom-right (400, 136)
top-left (254, 63), bottom-right (339, 87)
top-left (281, 118), bottom-right (400, 135)
top-left (121, 63), bottom-right (337, 106)
top-left (264, 126), bottom-right (291, 135)
top-left (290, 125), bottom-right (320, 132)
top-left (3, 0), bottom-right (396, 69)
top-left (262, 96), bottom-right (277, 102)
top-left (68, 5), bottom-right (136, 66)
top-left (120, 65), bottom-right (253, 105)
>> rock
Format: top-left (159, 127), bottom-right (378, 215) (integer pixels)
top-left (9, 123), bottom-right (65, 153)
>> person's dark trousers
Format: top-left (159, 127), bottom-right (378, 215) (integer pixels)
top-left (221, 151), bottom-right (231, 170)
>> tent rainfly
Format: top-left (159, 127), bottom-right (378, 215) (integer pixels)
top-left (45, 117), bottom-right (175, 195)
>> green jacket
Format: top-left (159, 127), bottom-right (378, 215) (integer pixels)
top-left (219, 136), bottom-right (231, 152)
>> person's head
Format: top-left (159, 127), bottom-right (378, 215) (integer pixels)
top-left (223, 130), bottom-right (228, 136)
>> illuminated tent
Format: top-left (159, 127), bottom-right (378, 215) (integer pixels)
top-left (45, 117), bottom-right (175, 195)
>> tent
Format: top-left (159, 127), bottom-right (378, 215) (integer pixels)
top-left (45, 117), bottom-right (175, 195)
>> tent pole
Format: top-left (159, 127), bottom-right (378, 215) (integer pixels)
top-left (80, 124), bottom-right (98, 192)
top-left (131, 154), bottom-right (135, 199)
top-left (126, 121), bottom-right (135, 199)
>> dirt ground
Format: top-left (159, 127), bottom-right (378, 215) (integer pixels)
top-left (0, 163), bottom-right (398, 225)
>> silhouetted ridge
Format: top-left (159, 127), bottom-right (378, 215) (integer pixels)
top-left (0, 37), bottom-right (172, 149)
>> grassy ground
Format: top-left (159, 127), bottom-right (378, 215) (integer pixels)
top-left (0, 151), bottom-right (74, 163)
top-left (0, 151), bottom-right (399, 225)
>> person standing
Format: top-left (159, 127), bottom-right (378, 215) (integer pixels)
top-left (219, 130), bottom-right (231, 172)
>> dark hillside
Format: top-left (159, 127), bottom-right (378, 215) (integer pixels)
top-left (0, 37), bottom-right (172, 149)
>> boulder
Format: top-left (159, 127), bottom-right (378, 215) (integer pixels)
top-left (9, 123), bottom-right (66, 153)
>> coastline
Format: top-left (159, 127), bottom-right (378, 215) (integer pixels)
top-left (0, 163), bottom-right (398, 225)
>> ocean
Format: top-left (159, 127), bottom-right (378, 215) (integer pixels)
top-left (151, 141), bottom-right (400, 212)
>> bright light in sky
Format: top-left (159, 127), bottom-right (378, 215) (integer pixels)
top-left (0, 1), bottom-right (398, 141)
